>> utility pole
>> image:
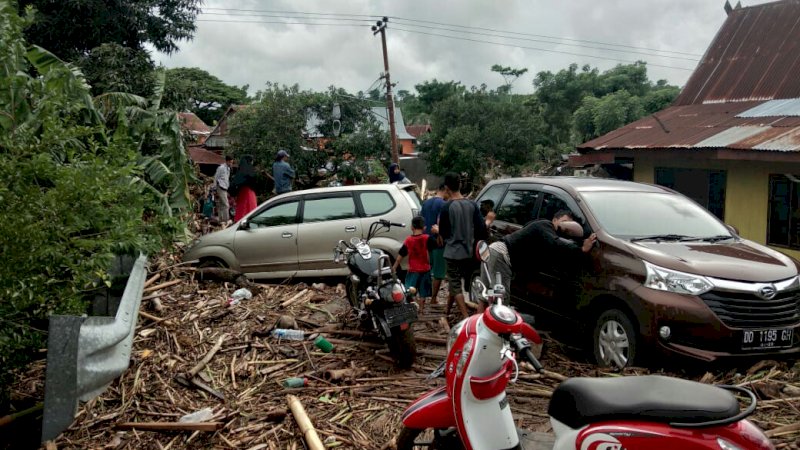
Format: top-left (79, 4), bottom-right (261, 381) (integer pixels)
top-left (372, 17), bottom-right (399, 165)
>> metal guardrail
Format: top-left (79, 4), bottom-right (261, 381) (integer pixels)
top-left (41, 254), bottom-right (148, 443)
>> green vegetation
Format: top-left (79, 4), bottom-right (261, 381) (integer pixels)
top-left (0, 2), bottom-right (191, 403)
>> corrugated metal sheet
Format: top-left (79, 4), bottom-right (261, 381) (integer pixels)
top-left (694, 126), bottom-right (767, 147)
top-left (736, 98), bottom-right (800, 117)
top-left (578, 102), bottom-right (800, 152)
top-left (675, 1), bottom-right (800, 106)
top-left (370, 107), bottom-right (416, 140)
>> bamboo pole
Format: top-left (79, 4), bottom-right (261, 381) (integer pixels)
top-left (286, 395), bottom-right (325, 450)
top-left (187, 334), bottom-right (228, 378)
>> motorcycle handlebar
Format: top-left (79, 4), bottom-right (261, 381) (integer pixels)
top-left (391, 222), bottom-right (406, 228)
top-left (523, 348), bottom-right (544, 373)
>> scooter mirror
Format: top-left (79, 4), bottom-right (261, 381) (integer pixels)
top-left (471, 278), bottom-right (488, 301)
top-left (477, 241), bottom-right (490, 263)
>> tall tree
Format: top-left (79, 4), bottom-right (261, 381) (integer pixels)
top-left (19, 0), bottom-right (201, 60)
top-left (491, 64), bottom-right (529, 94)
top-left (76, 43), bottom-right (156, 98)
top-left (162, 67), bottom-right (249, 125)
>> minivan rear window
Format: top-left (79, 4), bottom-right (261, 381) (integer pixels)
top-left (582, 192), bottom-right (730, 238)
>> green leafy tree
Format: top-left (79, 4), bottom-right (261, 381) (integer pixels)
top-left (0, 1), bottom-right (190, 404)
top-left (18, 0), bottom-right (201, 60)
top-left (491, 64), bottom-right (529, 94)
top-left (76, 43), bottom-right (156, 98)
top-left (162, 67), bottom-right (249, 125)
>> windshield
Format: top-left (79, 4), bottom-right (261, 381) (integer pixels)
top-left (581, 192), bottom-right (731, 239)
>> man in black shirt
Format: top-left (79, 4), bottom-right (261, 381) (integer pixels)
top-left (481, 210), bottom-right (596, 309)
top-left (437, 172), bottom-right (488, 319)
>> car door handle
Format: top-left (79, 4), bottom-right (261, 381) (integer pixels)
top-left (282, 232), bottom-right (293, 238)
top-left (345, 226), bottom-right (357, 232)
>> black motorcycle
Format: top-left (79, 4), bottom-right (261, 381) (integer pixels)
top-left (333, 219), bottom-right (418, 368)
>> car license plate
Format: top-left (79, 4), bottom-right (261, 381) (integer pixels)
top-left (742, 328), bottom-right (794, 350)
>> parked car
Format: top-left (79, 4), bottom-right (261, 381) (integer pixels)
top-left (184, 184), bottom-right (420, 279)
top-left (475, 177), bottom-right (800, 368)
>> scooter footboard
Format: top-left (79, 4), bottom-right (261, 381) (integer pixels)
top-left (402, 386), bottom-right (456, 430)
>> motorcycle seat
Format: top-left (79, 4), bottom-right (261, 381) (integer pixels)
top-left (547, 375), bottom-right (740, 429)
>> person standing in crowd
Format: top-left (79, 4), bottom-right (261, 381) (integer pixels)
top-left (215, 155), bottom-right (234, 224)
top-left (232, 155), bottom-right (258, 222)
top-left (388, 162), bottom-right (411, 184)
top-left (393, 216), bottom-right (438, 312)
top-left (273, 149), bottom-right (295, 195)
top-left (421, 184), bottom-right (447, 304)
top-left (438, 172), bottom-right (487, 319)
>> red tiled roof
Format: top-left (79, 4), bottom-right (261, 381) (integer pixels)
top-left (188, 146), bottom-right (225, 166)
top-left (676, 0), bottom-right (800, 105)
top-left (178, 112), bottom-right (211, 133)
top-left (406, 124), bottom-right (431, 139)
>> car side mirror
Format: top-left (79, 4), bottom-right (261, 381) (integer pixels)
top-left (725, 223), bottom-right (739, 236)
top-left (239, 220), bottom-right (250, 230)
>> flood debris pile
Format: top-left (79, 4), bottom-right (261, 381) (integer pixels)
top-left (5, 247), bottom-right (799, 449)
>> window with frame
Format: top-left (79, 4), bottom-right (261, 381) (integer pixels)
top-left (359, 191), bottom-right (395, 217)
top-left (477, 184), bottom-right (507, 216)
top-left (249, 201), bottom-right (299, 228)
top-left (303, 196), bottom-right (357, 223)
top-left (496, 189), bottom-right (540, 225)
top-left (538, 193), bottom-right (572, 221)
top-left (768, 174), bottom-right (800, 249)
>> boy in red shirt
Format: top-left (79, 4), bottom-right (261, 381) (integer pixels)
top-left (393, 216), bottom-right (438, 312)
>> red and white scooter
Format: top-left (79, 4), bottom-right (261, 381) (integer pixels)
top-left (396, 241), bottom-right (774, 450)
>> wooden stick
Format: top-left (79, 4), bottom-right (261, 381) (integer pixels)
top-left (143, 279), bottom-right (182, 293)
top-left (286, 395), bottom-right (325, 450)
top-left (281, 289), bottom-right (309, 308)
top-left (139, 310), bottom-right (167, 324)
top-left (187, 334), bottom-right (228, 378)
top-left (143, 273), bottom-right (161, 288)
top-left (115, 421), bottom-right (224, 432)
top-left (766, 421), bottom-right (800, 437)
top-left (0, 403), bottom-right (43, 427)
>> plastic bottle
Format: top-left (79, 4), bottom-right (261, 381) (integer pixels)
top-left (227, 288), bottom-right (253, 306)
top-left (282, 377), bottom-right (308, 388)
top-left (271, 328), bottom-right (305, 340)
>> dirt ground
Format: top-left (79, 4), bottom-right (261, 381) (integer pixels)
top-left (5, 241), bottom-right (800, 449)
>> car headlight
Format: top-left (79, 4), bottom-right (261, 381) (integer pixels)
top-left (644, 261), bottom-right (713, 295)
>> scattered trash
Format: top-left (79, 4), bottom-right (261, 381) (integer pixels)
top-left (278, 346), bottom-right (299, 358)
top-left (271, 328), bottom-right (305, 341)
top-left (312, 283), bottom-right (327, 290)
top-left (227, 287), bottom-right (253, 306)
top-left (282, 377), bottom-right (308, 388)
top-left (313, 335), bottom-right (334, 353)
top-left (179, 407), bottom-right (214, 423)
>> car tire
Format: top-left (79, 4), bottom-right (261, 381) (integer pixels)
top-left (198, 258), bottom-right (227, 269)
top-left (592, 308), bottom-right (638, 368)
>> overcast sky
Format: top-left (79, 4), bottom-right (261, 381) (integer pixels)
top-left (152, 0), bottom-right (774, 96)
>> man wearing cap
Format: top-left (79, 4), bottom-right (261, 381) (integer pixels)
top-left (273, 149), bottom-right (295, 194)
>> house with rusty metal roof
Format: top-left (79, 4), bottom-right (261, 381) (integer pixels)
top-left (572, 0), bottom-right (800, 259)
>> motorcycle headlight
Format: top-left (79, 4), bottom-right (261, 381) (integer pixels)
top-left (644, 261), bottom-right (713, 295)
top-left (447, 319), bottom-right (466, 353)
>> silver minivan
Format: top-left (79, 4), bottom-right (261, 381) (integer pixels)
top-left (183, 184), bottom-right (420, 279)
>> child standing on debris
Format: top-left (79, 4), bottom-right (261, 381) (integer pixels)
top-left (393, 216), bottom-right (438, 312)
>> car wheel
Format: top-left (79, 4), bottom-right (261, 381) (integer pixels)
top-left (198, 257), bottom-right (227, 269)
top-left (593, 309), bottom-right (638, 368)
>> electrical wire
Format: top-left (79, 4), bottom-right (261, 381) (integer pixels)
top-left (201, 7), bottom-right (702, 57)
top-left (389, 26), bottom-right (695, 71)
top-left (195, 15), bottom-right (696, 71)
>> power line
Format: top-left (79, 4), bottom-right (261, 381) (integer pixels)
top-left (200, 11), bottom-right (375, 23)
top-left (390, 26), bottom-right (695, 71)
top-left (201, 7), bottom-right (702, 57)
top-left (389, 16), bottom-right (703, 57)
top-left (195, 17), bottom-right (695, 71)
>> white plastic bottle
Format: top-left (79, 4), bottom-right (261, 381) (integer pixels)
top-left (271, 328), bottom-right (305, 340)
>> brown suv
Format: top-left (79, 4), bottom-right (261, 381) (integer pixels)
top-left (475, 177), bottom-right (800, 368)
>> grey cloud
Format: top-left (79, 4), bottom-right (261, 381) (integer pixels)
top-left (153, 0), bottom-right (776, 96)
